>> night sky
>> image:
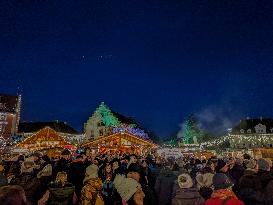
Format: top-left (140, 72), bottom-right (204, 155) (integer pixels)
top-left (0, 0), bottom-right (272, 137)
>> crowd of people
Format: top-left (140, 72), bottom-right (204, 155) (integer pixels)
top-left (0, 149), bottom-right (273, 205)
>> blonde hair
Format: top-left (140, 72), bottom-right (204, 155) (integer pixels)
top-left (55, 171), bottom-right (67, 186)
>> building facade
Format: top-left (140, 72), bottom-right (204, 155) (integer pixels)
top-left (229, 118), bottom-right (273, 149)
top-left (0, 93), bottom-right (21, 143)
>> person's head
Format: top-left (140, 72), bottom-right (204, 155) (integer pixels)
top-left (127, 187), bottom-right (145, 205)
top-left (127, 163), bottom-right (142, 182)
top-left (0, 185), bottom-right (28, 205)
top-left (177, 173), bottom-right (193, 189)
top-left (84, 164), bottom-right (98, 183)
top-left (93, 157), bottom-right (100, 165)
top-left (244, 159), bottom-right (257, 170)
top-left (130, 154), bottom-right (138, 164)
top-left (76, 155), bottom-right (84, 161)
top-left (55, 171), bottom-right (67, 186)
top-left (32, 152), bottom-right (42, 162)
top-left (105, 163), bottom-right (112, 173)
top-left (257, 158), bottom-right (270, 171)
top-left (215, 159), bottom-right (229, 173)
top-left (21, 158), bottom-right (35, 174)
top-left (41, 155), bottom-right (51, 164)
top-left (213, 173), bottom-right (233, 190)
top-left (111, 158), bottom-right (120, 170)
top-left (142, 160), bottom-right (148, 168)
top-left (61, 149), bottom-right (71, 160)
top-left (114, 175), bottom-right (145, 205)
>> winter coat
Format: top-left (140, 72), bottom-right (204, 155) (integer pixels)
top-left (0, 172), bottom-right (8, 187)
top-left (68, 160), bottom-right (86, 197)
top-left (10, 172), bottom-right (42, 205)
top-left (79, 177), bottom-right (104, 205)
top-left (256, 170), bottom-right (273, 205)
top-left (155, 167), bottom-right (179, 205)
top-left (142, 183), bottom-right (156, 205)
top-left (205, 198), bottom-right (244, 205)
top-left (38, 182), bottom-right (77, 205)
top-left (172, 184), bottom-right (205, 205)
top-left (47, 182), bottom-right (75, 205)
top-left (238, 169), bottom-right (264, 205)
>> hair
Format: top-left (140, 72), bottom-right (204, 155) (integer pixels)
top-left (76, 155), bottom-right (83, 159)
top-left (55, 171), bottom-right (68, 186)
top-left (0, 185), bottom-right (28, 205)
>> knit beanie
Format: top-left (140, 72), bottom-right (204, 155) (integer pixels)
top-left (213, 173), bottom-right (233, 190)
top-left (257, 158), bottom-right (270, 171)
top-left (245, 159), bottom-right (256, 169)
top-left (113, 174), bottom-right (141, 202)
top-left (127, 163), bottom-right (142, 174)
top-left (21, 157), bottom-right (35, 173)
top-left (84, 164), bottom-right (98, 183)
top-left (177, 173), bottom-right (193, 189)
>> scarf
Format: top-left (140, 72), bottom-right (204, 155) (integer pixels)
top-left (211, 189), bottom-right (238, 200)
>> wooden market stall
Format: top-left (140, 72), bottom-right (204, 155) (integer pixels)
top-left (81, 132), bottom-right (158, 155)
top-left (13, 126), bottom-right (76, 154)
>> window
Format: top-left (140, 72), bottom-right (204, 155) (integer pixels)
top-left (247, 129), bottom-right (251, 134)
top-left (240, 129), bottom-right (245, 134)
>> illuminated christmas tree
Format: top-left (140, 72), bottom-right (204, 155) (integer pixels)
top-left (183, 115), bottom-right (201, 144)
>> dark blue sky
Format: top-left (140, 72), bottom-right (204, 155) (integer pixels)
top-left (0, 0), bottom-right (272, 137)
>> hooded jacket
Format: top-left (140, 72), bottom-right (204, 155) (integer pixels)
top-left (79, 178), bottom-right (104, 205)
top-left (46, 182), bottom-right (75, 205)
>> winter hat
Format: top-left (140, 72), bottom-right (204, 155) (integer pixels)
top-left (257, 158), bottom-right (270, 171)
top-left (113, 174), bottom-right (141, 202)
top-left (245, 159), bottom-right (256, 169)
top-left (84, 164), bottom-right (98, 183)
top-left (177, 173), bottom-right (193, 189)
top-left (196, 173), bottom-right (214, 188)
top-left (21, 157), bottom-right (35, 173)
top-left (127, 163), bottom-right (142, 174)
top-left (213, 173), bottom-right (233, 190)
top-left (215, 159), bottom-right (227, 172)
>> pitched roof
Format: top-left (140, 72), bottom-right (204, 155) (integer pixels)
top-left (81, 132), bottom-right (158, 148)
top-left (18, 121), bottom-right (79, 134)
top-left (111, 111), bottom-right (140, 127)
top-left (232, 118), bottom-right (273, 134)
top-left (16, 126), bottom-right (75, 150)
top-left (0, 93), bottom-right (19, 113)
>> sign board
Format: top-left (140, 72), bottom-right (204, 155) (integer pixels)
top-left (157, 148), bottom-right (183, 159)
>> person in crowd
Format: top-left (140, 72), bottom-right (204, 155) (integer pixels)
top-left (255, 158), bottom-right (273, 205)
top-left (0, 185), bottom-right (29, 205)
top-left (32, 152), bottom-right (43, 176)
top-left (37, 155), bottom-right (53, 194)
top-left (229, 158), bottom-right (245, 193)
top-left (79, 164), bottom-right (104, 205)
top-left (205, 173), bottom-right (244, 205)
top-left (10, 157), bottom-right (42, 205)
top-left (68, 155), bottom-right (86, 197)
top-left (196, 167), bottom-right (214, 200)
top-left (111, 158), bottom-right (122, 178)
top-left (38, 171), bottom-right (77, 205)
top-left (102, 165), bottom-right (115, 205)
top-left (114, 174), bottom-right (145, 205)
top-left (172, 173), bottom-right (205, 205)
top-left (0, 163), bottom-right (8, 187)
top-left (155, 159), bottom-right (179, 205)
top-left (141, 160), bottom-right (152, 185)
top-left (53, 149), bottom-right (71, 179)
top-left (238, 159), bottom-right (264, 205)
top-left (127, 163), bottom-right (156, 205)
top-left (7, 154), bottom-right (24, 179)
